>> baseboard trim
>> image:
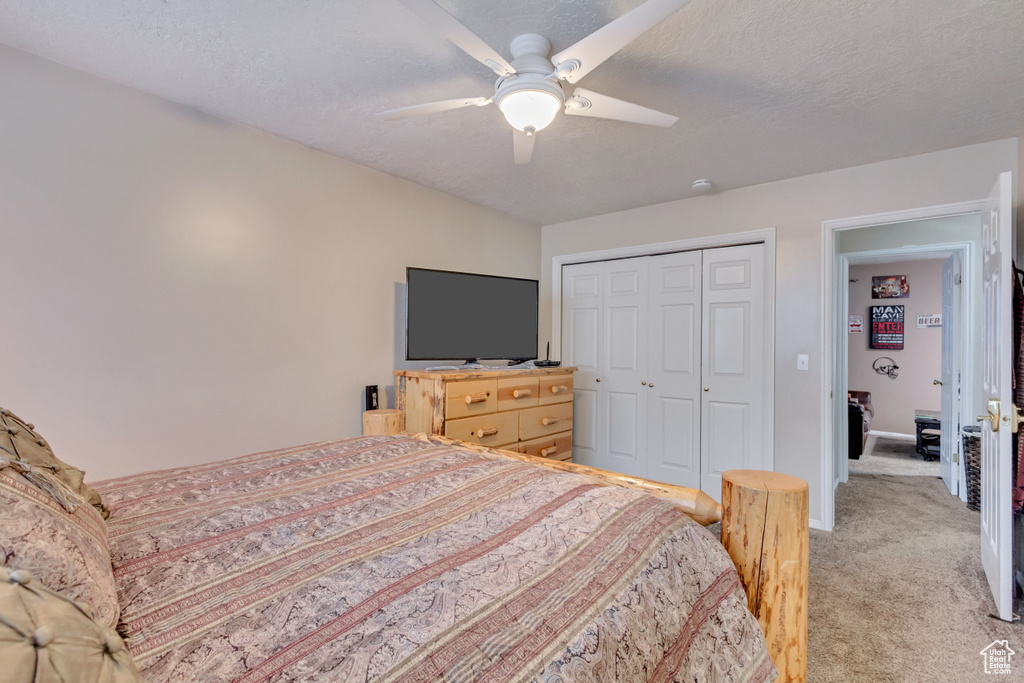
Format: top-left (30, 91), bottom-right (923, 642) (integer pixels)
top-left (809, 518), bottom-right (826, 531)
top-left (869, 430), bottom-right (916, 441)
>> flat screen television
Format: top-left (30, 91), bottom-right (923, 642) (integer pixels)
top-left (406, 267), bottom-right (538, 363)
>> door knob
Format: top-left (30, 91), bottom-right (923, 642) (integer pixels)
top-left (648, 383), bottom-right (654, 388)
top-left (641, 381), bottom-right (647, 386)
top-left (978, 399), bottom-right (1001, 432)
top-left (933, 379), bottom-right (942, 385)
top-left (703, 387), bottom-right (710, 392)
top-left (596, 378), bottom-right (601, 382)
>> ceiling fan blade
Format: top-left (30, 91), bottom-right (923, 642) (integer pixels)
top-left (513, 129), bottom-right (536, 164)
top-left (377, 97), bottom-right (492, 121)
top-left (551, 0), bottom-right (691, 83)
top-left (397, 0), bottom-right (516, 77)
top-left (565, 88), bottom-right (678, 127)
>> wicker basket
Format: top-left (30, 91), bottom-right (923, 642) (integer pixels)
top-left (963, 426), bottom-right (981, 511)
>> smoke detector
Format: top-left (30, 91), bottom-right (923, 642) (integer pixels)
top-left (691, 179), bottom-right (712, 192)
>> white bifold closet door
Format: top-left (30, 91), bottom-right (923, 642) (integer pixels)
top-left (562, 243), bottom-right (766, 499)
top-left (699, 243), bottom-right (767, 496)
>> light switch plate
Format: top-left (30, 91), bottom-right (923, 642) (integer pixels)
top-left (797, 354), bottom-right (809, 371)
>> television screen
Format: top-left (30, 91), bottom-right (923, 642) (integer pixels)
top-left (406, 268), bottom-right (539, 361)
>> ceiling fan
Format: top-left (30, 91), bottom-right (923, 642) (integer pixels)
top-left (378, 0), bottom-right (692, 164)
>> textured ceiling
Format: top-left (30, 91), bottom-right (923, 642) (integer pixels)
top-left (1, 0), bottom-right (1022, 225)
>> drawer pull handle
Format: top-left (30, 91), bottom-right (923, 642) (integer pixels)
top-left (465, 393), bottom-right (489, 405)
top-left (541, 417), bottom-right (560, 426)
top-left (540, 445), bottom-right (558, 457)
top-left (512, 389), bottom-right (532, 398)
top-left (476, 427), bottom-right (499, 438)
top-left (550, 385), bottom-right (568, 394)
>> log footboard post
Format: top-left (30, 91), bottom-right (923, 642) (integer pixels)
top-left (721, 470), bottom-right (809, 683)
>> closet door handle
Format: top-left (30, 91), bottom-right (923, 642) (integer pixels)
top-left (596, 378), bottom-right (601, 383)
top-left (703, 387), bottom-right (710, 392)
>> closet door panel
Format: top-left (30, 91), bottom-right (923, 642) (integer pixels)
top-left (700, 243), bottom-right (766, 499)
top-left (602, 258), bottom-right (648, 478)
top-left (706, 401), bottom-right (748, 472)
top-left (561, 262), bottom-right (605, 468)
top-left (646, 250), bottom-right (702, 489)
top-left (708, 302), bottom-right (749, 376)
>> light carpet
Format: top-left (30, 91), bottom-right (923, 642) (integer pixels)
top-left (848, 433), bottom-right (941, 477)
top-left (807, 473), bottom-right (1023, 682)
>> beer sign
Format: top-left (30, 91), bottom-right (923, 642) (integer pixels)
top-left (870, 305), bottom-right (904, 350)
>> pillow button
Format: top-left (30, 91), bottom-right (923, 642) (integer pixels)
top-left (9, 569), bottom-right (33, 585)
top-left (105, 633), bottom-right (124, 653)
top-left (33, 626), bottom-right (54, 647)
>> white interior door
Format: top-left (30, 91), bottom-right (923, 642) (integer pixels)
top-left (603, 258), bottom-right (649, 478)
top-left (701, 243), bottom-right (767, 499)
top-left (561, 261), bottom-right (604, 469)
top-left (645, 251), bottom-right (703, 489)
top-left (940, 252), bottom-right (961, 496)
top-left (980, 170), bottom-right (1014, 622)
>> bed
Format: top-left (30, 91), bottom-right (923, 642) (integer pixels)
top-left (2, 423), bottom-right (782, 682)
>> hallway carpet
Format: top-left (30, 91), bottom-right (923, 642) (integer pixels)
top-left (848, 433), bottom-right (940, 477)
top-left (807, 473), bottom-right (1023, 681)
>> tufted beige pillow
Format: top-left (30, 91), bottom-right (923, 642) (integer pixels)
top-left (0, 567), bottom-right (144, 682)
top-left (0, 468), bottom-right (120, 628)
top-left (0, 407), bottom-right (109, 519)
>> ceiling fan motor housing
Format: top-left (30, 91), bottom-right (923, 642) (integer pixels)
top-left (495, 33), bottom-right (566, 131)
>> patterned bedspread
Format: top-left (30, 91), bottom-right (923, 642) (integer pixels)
top-left (94, 435), bottom-right (775, 683)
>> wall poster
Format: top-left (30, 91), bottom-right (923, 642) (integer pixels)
top-left (871, 275), bottom-right (910, 299)
top-left (870, 305), bottom-right (904, 349)
top-left (916, 313), bottom-right (942, 328)
top-left (848, 314), bottom-right (864, 333)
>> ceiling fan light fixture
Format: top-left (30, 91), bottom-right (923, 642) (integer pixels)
top-left (498, 89), bottom-right (561, 132)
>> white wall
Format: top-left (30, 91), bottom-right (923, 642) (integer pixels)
top-left (541, 138), bottom-right (1018, 527)
top-left (847, 259), bottom-right (945, 435)
top-left (0, 46), bottom-right (540, 482)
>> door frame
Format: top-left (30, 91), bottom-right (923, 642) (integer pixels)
top-left (550, 227), bottom-right (776, 473)
top-left (821, 200), bottom-right (985, 531)
top-left (835, 244), bottom-right (974, 490)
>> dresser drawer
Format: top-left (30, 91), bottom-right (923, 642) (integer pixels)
top-left (519, 402), bottom-right (573, 441)
top-left (519, 432), bottom-right (572, 461)
top-left (538, 374), bottom-right (573, 405)
top-left (445, 379), bottom-right (498, 419)
top-left (444, 413), bottom-right (518, 447)
top-left (497, 377), bottom-right (539, 411)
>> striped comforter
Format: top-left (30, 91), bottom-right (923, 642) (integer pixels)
top-left (95, 435), bottom-right (775, 682)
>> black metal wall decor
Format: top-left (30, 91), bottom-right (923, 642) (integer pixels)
top-left (872, 356), bottom-right (900, 380)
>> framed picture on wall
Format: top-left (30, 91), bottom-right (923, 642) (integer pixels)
top-left (871, 275), bottom-right (910, 299)
top-left (870, 305), bottom-right (904, 349)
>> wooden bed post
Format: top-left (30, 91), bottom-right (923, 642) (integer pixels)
top-left (721, 470), bottom-right (809, 683)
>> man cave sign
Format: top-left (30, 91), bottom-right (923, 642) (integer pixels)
top-left (870, 305), bottom-right (904, 350)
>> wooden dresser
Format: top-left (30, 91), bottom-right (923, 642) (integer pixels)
top-left (395, 367), bottom-right (576, 462)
